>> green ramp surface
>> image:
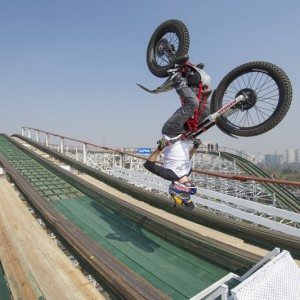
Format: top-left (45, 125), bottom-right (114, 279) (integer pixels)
top-left (53, 196), bottom-right (229, 299)
top-left (0, 264), bottom-right (10, 300)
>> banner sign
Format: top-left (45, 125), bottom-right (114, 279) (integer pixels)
top-left (137, 148), bottom-right (152, 155)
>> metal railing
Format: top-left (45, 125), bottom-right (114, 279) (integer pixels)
top-left (21, 127), bottom-right (300, 188)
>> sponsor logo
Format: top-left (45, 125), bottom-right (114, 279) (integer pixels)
top-left (217, 98), bottom-right (240, 116)
top-left (137, 148), bottom-right (152, 154)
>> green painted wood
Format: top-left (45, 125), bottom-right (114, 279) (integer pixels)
top-left (0, 136), bottom-right (230, 299)
top-left (0, 136), bottom-right (83, 201)
top-left (0, 264), bottom-right (10, 300)
top-left (53, 197), bottom-right (228, 299)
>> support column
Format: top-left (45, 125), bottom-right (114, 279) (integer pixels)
top-left (27, 129), bottom-right (31, 139)
top-left (60, 137), bottom-right (64, 153)
top-left (21, 127), bottom-right (25, 136)
top-left (75, 147), bottom-right (78, 161)
top-left (120, 153), bottom-right (125, 168)
top-left (45, 134), bottom-right (49, 147)
top-left (35, 130), bottom-right (39, 143)
top-left (83, 143), bottom-right (87, 164)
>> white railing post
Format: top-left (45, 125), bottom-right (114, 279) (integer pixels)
top-left (21, 127), bottom-right (25, 136)
top-left (83, 143), bottom-right (87, 164)
top-left (45, 134), bottom-right (49, 147)
top-left (35, 130), bottom-right (39, 143)
top-left (120, 153), bottom-right (125, 168)
top-left (75, 147), bottom-right (78, 161)
top-left (27, 128), bottom-right (31, 139)
top-left (60, 137), bottom-right (64, 153)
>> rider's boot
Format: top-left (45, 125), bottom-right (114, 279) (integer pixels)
top-left (173, 55), bottom-right (189, 66)
top-left (167, 68), bottom-right (188, 91)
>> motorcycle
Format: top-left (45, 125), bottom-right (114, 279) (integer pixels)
top-left (138, 19), bottom-right (292, 139)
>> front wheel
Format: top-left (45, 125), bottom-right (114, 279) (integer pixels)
top-left (146, 19), bottom-right (190, 78)
top-left (210, 61), bottom-right (292, 137)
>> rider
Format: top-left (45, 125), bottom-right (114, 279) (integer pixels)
top-left (144, 63), bottom-right (211, 206)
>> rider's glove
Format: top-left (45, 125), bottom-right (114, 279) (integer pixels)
top-left (157, 139), bottom-right (167, 151)
top-left (193, 139), bottom-right (201, 149)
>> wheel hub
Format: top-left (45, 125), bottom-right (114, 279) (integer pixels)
top-left (235, 88), bottom-right (257, 110)
top-left (156, 38), bottom-right (169, 57)
top-left (155, 38), bottom-right (176, 58)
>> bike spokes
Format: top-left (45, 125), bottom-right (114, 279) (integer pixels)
top-left (221, 71), bottom-right (280, 129)
top-left (154, 32), bottom-right (179, 67)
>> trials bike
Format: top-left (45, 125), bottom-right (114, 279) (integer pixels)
top-left (138, 19), bottom-right (293, 139)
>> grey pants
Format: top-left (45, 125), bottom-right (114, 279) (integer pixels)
top-left (162, 82), bottom-right (210, 138)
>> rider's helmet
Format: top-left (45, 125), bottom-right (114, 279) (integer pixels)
top-left (169, 181), bottom-right (197, 203)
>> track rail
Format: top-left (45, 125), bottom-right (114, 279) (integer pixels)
top-left (202, 151), bottom-right (300, 212)
top-left (5, 134), bottom-right (262, 269)
top-left (0, 153), bottom-right (169, 299)
top-left (12, 134), bottom-right (300, 258)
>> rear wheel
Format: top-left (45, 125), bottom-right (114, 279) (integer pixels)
top-left (210, 61), bottom-right (292, 136)
top-left (146, 19), bottom-right (190, 78)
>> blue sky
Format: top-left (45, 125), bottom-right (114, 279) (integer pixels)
top-left (0, 0), bottom-right (299, 155)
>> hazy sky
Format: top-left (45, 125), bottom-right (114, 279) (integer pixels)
top-left (0, 1), bottom-right (299, 156)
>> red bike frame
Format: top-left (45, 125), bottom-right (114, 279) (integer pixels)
top-left (188, 94), bottom-right (247, 139)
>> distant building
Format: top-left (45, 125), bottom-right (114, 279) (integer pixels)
top-left (264, 154), bottom-right (283, 165)
top-left (295, 149), bottom-right (300, 163)
top-left (286, 149), bottom-right (295, 163)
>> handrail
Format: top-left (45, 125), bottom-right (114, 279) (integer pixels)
top-left (22, 126), bottom-right (145, 159)
top-left (20, 127), bottom-right (300, 187)
top-left (192, 169), bottom-right (300, 187)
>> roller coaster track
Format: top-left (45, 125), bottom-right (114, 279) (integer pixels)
top-left (199, 150), bottom-right (300, 212)
top-left (9, 134), bottom-right (300, 258)
top-left (2, 133), bottom-right (275, 299)
top-left (15, 131), bottom-right (300, 213)
top-left (0, 139), bottom-right (166, 299)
